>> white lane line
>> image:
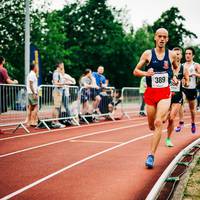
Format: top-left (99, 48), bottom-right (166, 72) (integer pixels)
top-left (0, 133), bottom-right (152, 200)
top-left (0, 122), bottom-right (147, 158)
top-left (0, 118), bottom-right (138, 141)
top-left (2, 115), bottom-right (145, 131)
top-left (69, 139), bottom-right (122, 144)
top-left (0, 113), bottom-right (192, 141)
top-left (0, 121), bottom-right (199, 199)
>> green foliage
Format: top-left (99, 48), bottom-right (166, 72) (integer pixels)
top-left (60, 0), bottom-right (135, 88)
top-left (193, 45), bottom-right (200, 63)
top-left (0, 0), bottom-right (25, 81)
top-left (31, 10), bottom-right (73, 83)
top-left (0, 1), bottom-right (199, 87)
top-left (131, 25), bottom-right (154, 86)
top-left (151, 7), bottom-right (197, 49)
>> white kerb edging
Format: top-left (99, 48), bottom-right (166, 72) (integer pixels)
top-left (146, 138), bottom-right (200, 200)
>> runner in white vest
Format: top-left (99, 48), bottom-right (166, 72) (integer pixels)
top-left (175, 47), bottom-right (200, 134)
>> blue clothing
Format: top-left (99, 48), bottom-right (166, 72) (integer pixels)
top-left (145, 48), bottom-right (173, 87)
top-left (92, 72), bottom-right (106, 87)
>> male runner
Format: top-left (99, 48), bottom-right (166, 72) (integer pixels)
top-left (133, 28), bottom-right (178, 169)
top-left (166, 47), bottom-right (189, 147)
top-left (175, 47), bottom-right (200, 133)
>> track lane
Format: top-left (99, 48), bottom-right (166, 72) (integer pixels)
top-left (0, 121), bottom-right (148, 157)
top-left (0, 112), bottom-right (199, 200)
top-left (0, 116), bottom-right (199, 199)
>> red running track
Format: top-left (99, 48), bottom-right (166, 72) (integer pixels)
top-left (0, 113), bottom-right (199, 200)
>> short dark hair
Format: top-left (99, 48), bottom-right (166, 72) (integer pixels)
top-left (55, 61), bottom-right (63, 68)
top-left (83, 68), bottom-right (91, 76)
top-left (185, 47), bottom-right (195, 55)
top-left (0, 56), bottom-right (5, 64)
top-left (30, 63), bottom-right (36, 71)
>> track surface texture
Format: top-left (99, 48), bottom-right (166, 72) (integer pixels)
top-left (0, 113), bottom-right (199, 200)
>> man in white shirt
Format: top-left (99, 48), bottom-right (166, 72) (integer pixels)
top-left (52, 61), bottom-right (66, 128)
top-left (26, 63), bottom-right (38, 127)
top-left (62, 72), bottom-right (76, 116)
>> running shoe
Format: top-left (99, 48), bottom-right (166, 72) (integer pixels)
top-left (175, 122), bottom-right (184, 132)
top-left (191, 123), bottom-right (196, 134)
top-left (51, 122), bottom-right (65, 128)
top-left (165, 138), bottom-right (174, 147)
top-left (139, 112), bottom-right (146, 117)
top-left (145, 154), bottom-right (154, 169)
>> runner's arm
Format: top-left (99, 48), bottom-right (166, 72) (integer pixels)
top-left (133, 50), bottom-right (153, 77)
top-left (171, 51), bottom-right (178, 70)
top-left (194, 63), bottom-right (200, 78)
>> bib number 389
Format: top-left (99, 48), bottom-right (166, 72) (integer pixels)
top-left (152, 73), bottom-right (168, 88)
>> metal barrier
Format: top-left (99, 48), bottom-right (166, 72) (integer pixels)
top-left (37, 85), bottom-right (80, 130)
top-left (121, 87), bottom-right (143, 119)
top-left (0, 83), bottom-right (29, 133)
top-left (78, 87), bottom-right (116, 124)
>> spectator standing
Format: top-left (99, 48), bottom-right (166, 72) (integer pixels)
top-left (26, 63), bottom-right (39, 127)
top-left (52, 61), bottom-right (65, 128)
top-left (79, 69), bottom-right (101, 114)
top-left (61, 67), bottom-right (76, 116)
top-left (0, 56), bottom-right (18, 114)
top-left (139, 76), bottom-right (147, 116)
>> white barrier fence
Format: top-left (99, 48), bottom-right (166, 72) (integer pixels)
top-left (37, 85), bottom-right (80, 130)
top-left (0, 84), bottom-right (29, 133)
top-left (78, 87), bottom-right (116, 124)
top-left (0, 83), bottom-right (124, 133)
top-left (121, 87), bottom-right (144, 119)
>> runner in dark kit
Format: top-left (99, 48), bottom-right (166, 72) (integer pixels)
top-left (165, 47), bottom-right (189, 147)
top-left (134, 28), bottom-right (178, 169)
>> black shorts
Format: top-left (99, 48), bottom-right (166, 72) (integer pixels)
top-left (171, 92), bottom-right (183, 104)
top-left (80, 88), bottom-right (99, 103)
top-left (182, 88), bottom-right (197, 101)
top-left (90, 88), bottom-right (100, 101)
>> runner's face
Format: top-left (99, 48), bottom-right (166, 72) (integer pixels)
top-left (174, 50), bottom-right (182, 63)
top-left (185, 50), bottom-right (194, 62)
top-left (155, 32), bottom-right (168, 48)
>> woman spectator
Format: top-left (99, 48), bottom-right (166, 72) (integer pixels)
top-left (79, 69), bottom-right (101, 114)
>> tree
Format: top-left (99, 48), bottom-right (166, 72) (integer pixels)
top-left (193, 45), bottom-right (200, 63)
top-left (0, 0), bottom-right (48, 83)
top-left (131, 24), bottom-right (155, 86)
top-left (60, 0), bottom-right (136, 88)
top-left (0, 0), bottom-right (25, 81)
top-left (151, 7), bottom-right (197, 49)
top-left (31, 10), bottom-right (73, 83)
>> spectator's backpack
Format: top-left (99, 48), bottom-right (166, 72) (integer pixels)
top-left (99, 94), bottom-right (112, 114)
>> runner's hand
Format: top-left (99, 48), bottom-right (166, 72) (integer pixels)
top-left (172, 76), bottom-right (178, 85)
top-left (146, 68), bottom-right (154, 77)
top-left (33, 94), bottom-right (38, 100)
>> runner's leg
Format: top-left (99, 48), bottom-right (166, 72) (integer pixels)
top-left (151, 98), bottom-right (171, 154)
top-left (188, 100), bottom-right (195, 123)
top-left (166, 103), bottom-right (181, 147)
top-left (146, 104), bottom-right (156, 131)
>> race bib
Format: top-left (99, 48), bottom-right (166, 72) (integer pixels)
top-left (151, 72), bottom-right (168, 88)
top-left (170, 80), bottom-right (181, 92)
top-left (188, 75), bottom-right (196, 89)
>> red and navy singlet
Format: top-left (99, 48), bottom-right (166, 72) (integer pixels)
top-left (145, 48), bottom-right (173, 88)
